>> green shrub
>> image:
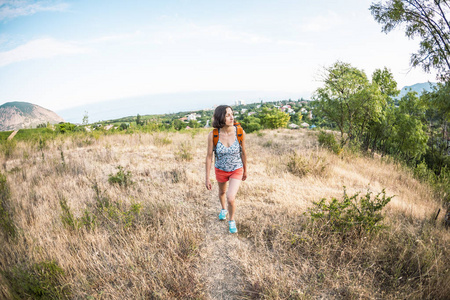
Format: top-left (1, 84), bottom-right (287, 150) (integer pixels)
top-left (123, 202), bottom-right (142, 228)
top-left (108, 166), bottom-right (133, 187)
top-left (80, 209), bottom-right (97, 232)
top-left (2, 260), bottom-right (70, 299)
top-left (0, 173), bottom-right (17, 241)
top-left (308, 188), bottom-right (393, 236)
top-left (59, 197), bottom-right (78, 231)
top-left (318, 131), bottom-right (342, 155)
top-left (56, 122), bottom-right (75, 134)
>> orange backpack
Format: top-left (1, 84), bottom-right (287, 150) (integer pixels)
top-left (213, 122), bottom-right (243, 156)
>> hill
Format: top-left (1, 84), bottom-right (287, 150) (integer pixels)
top-left (0, 102), bottom-right (65, 131)
top-left (398, 82), bottom-right (437, 98)
top-left (0, 129), bottom-right (448, 299)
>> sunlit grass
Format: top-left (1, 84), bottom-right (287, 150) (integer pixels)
top-left (0, 128), bottom-right (448, 299)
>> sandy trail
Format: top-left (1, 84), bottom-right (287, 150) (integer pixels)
top-left (201, 185), bottom-right (250, 300)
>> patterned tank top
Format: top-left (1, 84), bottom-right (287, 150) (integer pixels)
top-left (214, 128), bottom-right (243, 172)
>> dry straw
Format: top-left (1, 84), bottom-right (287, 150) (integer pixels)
top-left (0, 128), bottom-right (448, 299)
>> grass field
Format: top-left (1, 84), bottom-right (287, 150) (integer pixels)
top-left (0, 128), bottom-right (448, 299)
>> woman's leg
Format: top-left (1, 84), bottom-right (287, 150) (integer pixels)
top-left (217, 181), bottom-right (228, 210)
top-left (226, 178), bottom-right (242, 221)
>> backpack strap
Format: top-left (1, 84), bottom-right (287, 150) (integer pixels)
top-left (213, 128), bottom-right (219, 148)
top-left (234, 123), bottom-right (244, 155)
top-left (234, 122), bottom-right (243, 146)
top-left (212, 128), bottom-right (219, 159)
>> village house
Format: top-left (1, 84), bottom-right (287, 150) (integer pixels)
top-left (187, 113), bottom-right (201, 122)
top-left (281, 105), bottom-right (295, 114)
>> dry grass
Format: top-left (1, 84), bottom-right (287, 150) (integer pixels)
top-left (0, 128), bottom-right (449, 299)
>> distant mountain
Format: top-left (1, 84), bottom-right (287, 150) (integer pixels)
top-left (0, 102), bottom-right (65, 131)
top-left (398, 82), bottom-right (437, 98)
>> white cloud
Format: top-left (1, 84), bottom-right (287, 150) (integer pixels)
top-left (0, 0), bottom-right (69, 21)
top-left (0, 38), bottom-right (89, 67)
top-left (301, 11), bottom-right (342, 32)
top-left (90, 31), bottom-right (143, 44)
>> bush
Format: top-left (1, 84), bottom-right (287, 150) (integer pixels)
top-left (2, 260), bottom-right (70, 299)
top-left (56, 122), bottom-right (76, 134)
top-left (308, 188), bottom-right (393, 236)
top-left (0, 173), bottom-right (17, 241)
top-left (318, 131), bottom-right (342, 155)
top-left (108, 166), bottom-right (133, 187)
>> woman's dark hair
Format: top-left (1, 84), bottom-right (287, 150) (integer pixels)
top-left (212, 105), bottom-right (232, 128)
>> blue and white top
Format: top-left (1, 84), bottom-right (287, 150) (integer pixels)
top-left (214, 129), bottom-right (243, 172)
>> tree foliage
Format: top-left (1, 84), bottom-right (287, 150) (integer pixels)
top-left (258, 107), bottom-right (290, 129)
top-left (370, 0), bottom-right (450, 80)
top-left (314, 61), bottom-right (383, 145)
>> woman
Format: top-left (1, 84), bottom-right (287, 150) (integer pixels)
top-left (205, 105), bottom-right (247, 233)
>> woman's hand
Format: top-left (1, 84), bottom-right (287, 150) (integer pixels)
top-left (205, 179), bottom-right (212, 190)
top-left (242, 171), bottom-right (247, 181)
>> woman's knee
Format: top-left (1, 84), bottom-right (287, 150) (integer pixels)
top-left (227, 195), bottom-right (235, 205)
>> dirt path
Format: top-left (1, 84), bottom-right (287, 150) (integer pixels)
top-left (201, 185), bottom-right (250, 300)
top-left (7, 130), bottom-right (19, 140)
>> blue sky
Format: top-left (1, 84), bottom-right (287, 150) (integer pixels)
top-left (0, 0), bottom-right (437, 111)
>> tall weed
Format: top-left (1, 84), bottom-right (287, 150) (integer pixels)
top-left (0, 173), bottom-right (17, 241)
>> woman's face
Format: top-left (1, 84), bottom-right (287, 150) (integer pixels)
top-left (224, 107), bottom-right (234, 126)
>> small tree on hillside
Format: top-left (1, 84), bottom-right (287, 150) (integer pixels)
top-left (259, 107), bottom-right (290, 129)
top-left (82, 111), bottom-right (89, 125)
top-left (314, 61), bottom-right (382, 146)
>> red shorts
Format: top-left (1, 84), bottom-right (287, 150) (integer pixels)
top-left (215, 167), bottom-right (243, 183)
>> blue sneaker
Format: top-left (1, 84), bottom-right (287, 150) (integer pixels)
top-left (229, 220), bottom-right (237, 234)
top-left (219, 209), bottom-right (227, 220)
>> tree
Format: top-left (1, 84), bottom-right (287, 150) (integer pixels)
top-left (188, 119), bottom-right (200, 128)
top-left (364, 68), bottom-right (400, 152)
top-left (172, 119), bottom-right (184, 130)
top-left (82, 111), bottom-right (89, 125)
top-left (370, 0), bottom-right (450, 80)
top-left (422, 82), bottom-right (450, 172)
top-left (259, 107), bottom-right (290, 129)
top-left (136, 114), bottom-right (143, 126)
top-left (314, 61), bottom-right (377, 145)
top-left (240, 115), bottom-right (262, 133)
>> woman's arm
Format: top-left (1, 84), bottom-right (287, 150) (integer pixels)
top-left (205, 131), bottom-right (214, 190)
top-left (241, 130), bottom-right (247, 181)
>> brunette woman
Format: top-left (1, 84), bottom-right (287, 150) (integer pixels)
top-left (205, 105), bottom-right (247, 233)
